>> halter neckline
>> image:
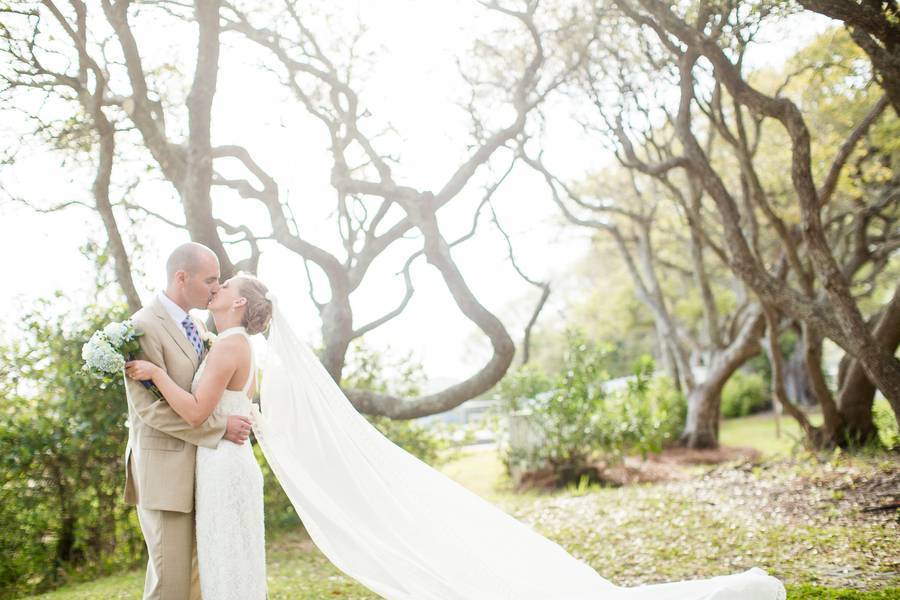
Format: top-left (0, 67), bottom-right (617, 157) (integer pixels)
top-left (217, 326), bottom-right (249, 338)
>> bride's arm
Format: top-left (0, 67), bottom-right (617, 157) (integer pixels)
top-left (125, 340), bottom-right (239, 427)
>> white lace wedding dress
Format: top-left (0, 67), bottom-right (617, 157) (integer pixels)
top-left (194, 326), bottom-right (267, 600)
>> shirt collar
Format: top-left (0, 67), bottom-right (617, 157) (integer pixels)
top-left (157, 291), bottom-right (189, 327)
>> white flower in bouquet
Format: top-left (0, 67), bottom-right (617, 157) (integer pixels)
top-left (82, 319), bottom-right (142, 374)
top-left (102, 320), bottom-right (135, 347)
top-left (82, 331), bottom-right (127, 374)
top-left (82, 318), bottom-right (162, 399)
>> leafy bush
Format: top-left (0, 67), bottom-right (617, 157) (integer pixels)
top-left (492, 362), bottom-right (555, 414)
top-left (0, 300), bottom-right (145, 599)
top-left (494, 328), bottom-right (686, 487)
top-left (615, 357), bottom-right (686, 458)
top-left (873, 397), bottom-right (898, 450)
top-left (721, 370), bottom-right (770, 418)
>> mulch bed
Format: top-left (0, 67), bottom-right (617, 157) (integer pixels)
top-left (515, 445), bottom-right (762, 490)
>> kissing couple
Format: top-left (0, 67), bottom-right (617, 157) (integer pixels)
top-left (121, 242), bottom-right (786, 600)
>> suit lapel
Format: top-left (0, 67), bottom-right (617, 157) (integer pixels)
top-left (150, 298), bottom-right (200, 369)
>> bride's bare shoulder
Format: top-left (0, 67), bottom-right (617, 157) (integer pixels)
top-left (207, 334), bottom-right (251, 361)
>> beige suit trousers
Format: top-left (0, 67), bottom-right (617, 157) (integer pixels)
top-left (134, 452), bottom-right (202, 600)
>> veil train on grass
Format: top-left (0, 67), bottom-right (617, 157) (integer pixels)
top-left (252, 298), bottom-right (786, 600)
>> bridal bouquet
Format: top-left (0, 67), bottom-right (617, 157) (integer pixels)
top-left (82, 319), bottom-right (163, 399)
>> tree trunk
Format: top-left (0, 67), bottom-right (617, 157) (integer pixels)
top-left (837, 282), bottom-right (900, 438)
top-left (93, 118), bottom-right (141, 313)
top-left (184, 0), bottom-right (234, 277)
top-left (762, 304), bottom-right (819, 442)
top-left (680, 306), bottom-right (766, 449)
top-left (55, 1), bottom-right (143, 312)
top-left (802, 323), bottom-right (846, 444)
top-left (785, 326), bottom-right (817, 406)
top-left (847, 334), bottom-right (900, 424)
top-left (50, 461), bottom-right (75, 568)
top-left (660, 334), bottom-right (683, 394)
top-left (837, 367), bottom-right (880, 443)
top-left (681, 382), bottom-right (722, 449)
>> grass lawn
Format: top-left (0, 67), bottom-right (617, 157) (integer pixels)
top-left (21, 413), bottom-right (898, 600)
top-left (720, 410), bottom-right (823, 457)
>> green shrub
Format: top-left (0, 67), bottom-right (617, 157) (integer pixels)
top-left (721, 370), bottom-right (770, 418)
top-left (595, 355), bottom-right (686, 461)
top-left (0, 300), bottom-right (146, 599)
top-left (872, 397), bottom-right (898, 450)
top-left (520, 329), bottom-right (613, 483)
top-left (492, 362), bottom-right (555, 414)
top-left (495, 328), bottom-right (686, 486)
top-left (634, 358), bottom-right (687, 445)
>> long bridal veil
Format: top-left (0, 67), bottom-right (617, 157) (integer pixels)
top-left (252, 299), bottom-right (786, 600)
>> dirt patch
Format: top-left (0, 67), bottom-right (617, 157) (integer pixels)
top-left (597, 456), bottom-right (692, 485)
top-left (650, 445), bottom-right (760, 466)
top-left (515, 445), bottom-right (762, 490)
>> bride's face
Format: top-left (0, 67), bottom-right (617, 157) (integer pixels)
top-left (208, 277), bottom-right (247, 315)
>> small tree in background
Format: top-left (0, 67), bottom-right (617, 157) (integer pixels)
top-left (495, 328), bottom-right (686, 488)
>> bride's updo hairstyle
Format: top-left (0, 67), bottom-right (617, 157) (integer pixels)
top-left (236, 274), bottom-right (273, 335)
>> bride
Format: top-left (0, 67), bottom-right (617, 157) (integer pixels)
top-left (125, 274), bottom-right (273, 600)
top-left (129, 274), bottom-right (786, 600)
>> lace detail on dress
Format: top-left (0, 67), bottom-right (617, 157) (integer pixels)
top-left (193, 327), bottom-right (266, 599)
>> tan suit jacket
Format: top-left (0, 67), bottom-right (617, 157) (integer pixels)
top-left (123, 296), bottom-right (227, 513)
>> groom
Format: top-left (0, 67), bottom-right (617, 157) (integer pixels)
top-left (123, 242), bottom-right (252, 600)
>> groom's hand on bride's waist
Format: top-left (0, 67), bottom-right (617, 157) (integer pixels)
top-left (224, 415), bottom-right (252, 444)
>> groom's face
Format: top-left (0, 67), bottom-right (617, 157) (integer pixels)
top-left (182, 253), bottom-right (221, 310)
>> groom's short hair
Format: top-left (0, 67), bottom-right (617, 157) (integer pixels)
top-left (166, 242), bottom-right (218, 282)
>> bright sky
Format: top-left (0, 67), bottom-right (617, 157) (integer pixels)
top-left (0, 3), bottom-right (834, 385)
